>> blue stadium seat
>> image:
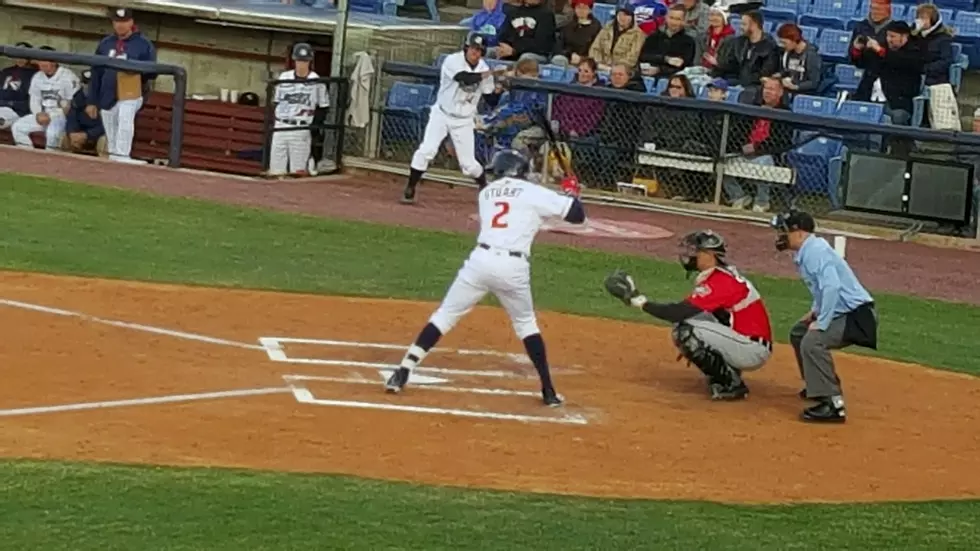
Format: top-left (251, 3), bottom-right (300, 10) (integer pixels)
top-left (792, 94), bottom-right (837, 116)
top-left (816, 29), bottom-right (853, 63)
top-left (933, 0), bottom-right (972, 12)
top-left (566, 67), bottom-right (579, 82)
top-left (764, 20), bottom-right (777, 34)
top-left (837, 100), bottom-right (885, 123)
top-left (593, 3), bottom-right (616, 26)
top-left (726, 86), bottom-right (744, 103)
top-left (799, 25), bottom-right (820, 43)
top-left (761, 0), bottom-right (803, 23)
top-left (954, 12), bottom-right (980, 44)
top-left (786, 131), bottom-right (844, 202)
top-left (833, 65), bottom-right (864, 93)
top-left (642, 76), bottom-right (658, 93)
top-left (349, 0), bottom-right (399, 16)
top-left (597, 70), bottom-right (610, 84)
top-left (381, 82), bottom-right (435, 148)
top-left (487, 59), bottom-right (514, 71)
top-left (800, 0), bottom-right (862, 30)
top-left (434, 53), bottom-right (449, 68)
top-left (539, 64), bottom-right (567, 82)
top-left (654, 78), bottom-right (669, 95)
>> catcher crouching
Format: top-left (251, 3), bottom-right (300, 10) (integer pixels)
top-left (605, 230), bottom-right (774, 400)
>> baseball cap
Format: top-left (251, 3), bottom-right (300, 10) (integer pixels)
top-left (571, 0), bottom-right (595, 7)
top-left (771, 210), bottom-right (815, 233)
top-left (707, 78), bottom-right (729, 91)
top-left (885, 20), bottom-right (911, 34)
top-left (292, 42), bottom-right (314, 61)
top-left (110, 7), bottom-right (134, 21)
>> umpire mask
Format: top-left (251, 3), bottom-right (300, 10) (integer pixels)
top-left (770, 214), bottom-right (791, 251)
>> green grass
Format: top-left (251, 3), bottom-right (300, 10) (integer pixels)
top-left (0, 174), bottom-right (979, 549)
top-left (0, 460), bottom-right (977, 550)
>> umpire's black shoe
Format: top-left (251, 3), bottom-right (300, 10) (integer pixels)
top-left (710, 381), bottom-right (749, 401)
top-left (801, 400), bottom-right (846, 423)
top-left (385, 367), bottom-right (410, 393)
top-left (400, 184), bottom-right (416, 205)
top-left (799, 388), bottom-right (808, 399)
top-left (542, 388), bottom-right (564, 407)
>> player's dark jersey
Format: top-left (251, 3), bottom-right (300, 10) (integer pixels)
top-left (686, 266), bottom-right (773, 342)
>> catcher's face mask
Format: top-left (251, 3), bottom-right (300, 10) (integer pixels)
top-left (677, 237), bottom-right (701, 274)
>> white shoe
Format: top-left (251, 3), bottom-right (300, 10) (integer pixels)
top-left (752, 203), bottom-right (770, 213)
top-left (730, 196), bottom-right (752, 209)
top-left (110, 155), bottom-right (145, 164)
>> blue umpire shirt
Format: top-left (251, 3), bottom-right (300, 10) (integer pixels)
top-left (794, 234), bottom-right (874, 331)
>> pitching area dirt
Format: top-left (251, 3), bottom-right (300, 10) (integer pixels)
top-left (1, 272), bottom-right (978, 504)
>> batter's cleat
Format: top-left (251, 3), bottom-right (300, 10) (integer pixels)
top-left (385, 367), bottom-right (410, 393)
top-left (710, 381), bottom-right (749, 401)
top-left (542, 389), bottom-right (564, 407)
top-left (801, 401), bottom-right (846, 423)
top-left (400, 184), bottom-right (417, 205)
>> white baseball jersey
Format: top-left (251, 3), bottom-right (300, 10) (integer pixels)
top-left (476, 177), bottom-right (574, 255)
top-left (273, 70), bottom-right (329, 124)
top-left (436, 51), bottom-right (494, 119)
top-left (28, 66), bottom-right (78, 116)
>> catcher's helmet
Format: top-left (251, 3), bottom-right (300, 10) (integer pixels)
top-left (769, 210), bottom-right (815, 251)
top-left (488, 149), bottom-right (530, 179)
top-left (292, 42), bottom-right (315, 62)
top-left (678, 230), bottom-right (727, 274)
top-left (463, 33), bottom-right (488, 54)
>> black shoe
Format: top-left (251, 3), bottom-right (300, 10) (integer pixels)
top-left (400, 184), bottom-right (416, 205)
top-left (385, 367), bottom-right (410, 393)
top-left (542, 389), bottom-right (564, 407)
top-left (801, 400), bottom-right (846, 423)
top-left (799, 388), bottom-right (808, 399)
top-left (710, 380), bottom-right (749, 401)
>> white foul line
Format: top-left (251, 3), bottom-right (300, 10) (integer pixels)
top-left (0, 298), bottom-right (264, 350)
top-left (0, 387), bottom-right (291, 417)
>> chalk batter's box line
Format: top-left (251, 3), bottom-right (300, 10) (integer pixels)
top-left (283, 375), bottom-right (589, 425)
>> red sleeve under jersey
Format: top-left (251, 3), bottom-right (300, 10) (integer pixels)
top-left (686, 270), bottom-right (749, 312)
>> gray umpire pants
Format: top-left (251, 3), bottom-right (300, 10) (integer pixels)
top-left (789, 317), bottom-right (848, 398)
top-left (679, 313), bottom-right (771, 372)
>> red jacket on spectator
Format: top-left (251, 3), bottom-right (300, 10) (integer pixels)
top-left (700, 21), bottom-right (735, 67)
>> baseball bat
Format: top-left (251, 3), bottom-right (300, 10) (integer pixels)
top-left (533, 109), bottom-right (575, 178)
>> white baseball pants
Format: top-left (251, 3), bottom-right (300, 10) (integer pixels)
top-left (429, 246), bottom-right (539, 340)
top-left (0, 106), bottom-right (21, 129)
top-left (268, 121), bottom-right (312, 175)
top-left (411, 108), bottom-right (483, 178)
top-left (102, 98), bottom-right (143, 159)
top-left (11, 114), bottom-right (66, 149)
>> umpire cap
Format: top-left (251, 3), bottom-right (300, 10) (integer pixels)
top-left (771, 210), bottom-right (815, 233)
top-left (488, 149), bottom-right (529, 179)
top-left (292, 42), bottom-right (315, 62)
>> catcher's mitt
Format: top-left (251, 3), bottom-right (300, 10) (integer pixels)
top-left (604, 269), bottom-right (639, 306)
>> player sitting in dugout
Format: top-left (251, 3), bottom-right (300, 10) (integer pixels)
top-left (604, 230), bottom-right (774, 400)
top-left (476, 58), bottom-right (547, 160)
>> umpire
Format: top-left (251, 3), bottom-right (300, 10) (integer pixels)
top-left (771, 211), bottom-right (878, 424)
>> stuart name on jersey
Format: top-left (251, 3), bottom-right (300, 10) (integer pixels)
top-left (484, 186), bottom-right (524, 200)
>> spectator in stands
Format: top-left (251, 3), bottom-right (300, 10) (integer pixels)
top-left (478, 58), bottom-right (546, 156)
top-left (553, 0), bottom-right (602, 67)
top-left (552, 57), bottom-right (605, 138)
top-left (696, 7), bottom-right (735, 70)
top-left (0, 42), bottom-right (38, 132)
top-left (662, 73), bottom-right (695, 98)
top-left (911, 3), bottom-right (953, 88)
top-left (652, 73), bottom-right (708, 200)
top-left (628, 0), bottom-right (669, 35)
top-left (470, 0), bottom-right (508, 48)
top-left (678, 0), bottom-right (710, 38)
top-left (497, 0), bottom-right (558, 64)
top-left (595, 63), bottom-right (645, 188)
top-left (773, 23), bottom-right (822, 96)
top-left (62, 69), bottom-right (107, 156)
top-left (705, 77), bottom-right (729, 101)
top-left (589, 5), bottom-right (646, 71)
top-left (12, 47), bottom-right (79, 150)
top-left (861, 21), bottom-right (923, 126)
top-left (849, 0), bottom-right (893, 102)
top-left (711, 10), bottom-right (778, 99)
top-left (723, 77), bottom-right (792, 212)
top-left (638, 4), bottom-right (696, 77)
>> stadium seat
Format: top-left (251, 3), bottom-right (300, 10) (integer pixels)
top-left (593, 2), bottom-right (616, 26)
top-left (800, 0), bottom-right (862, 30)
top-left (799, 25), bottom-right (820, 43)
top-left (381, 82), bottom-right (435, 148)
top-left (597, 69), bottom-right (610, 84)
top-left (816, 29), bottom-right (853, 63)
top-left (833, 64), bottom-right (864, 93)
top-left (566, 67), bottom-right (579, 82)
top-left (932, 1), bottom-right (969, 15)
top-left (539, 64), bottom-right (567, 82)
top-left (786, 131), bottom-right (844, 203)
top-left (760, 0), bottom-right (803, 23)
top-left (726, 86), bottom-right (744, 103)
top-left (792, 94), bottom-right (837, 116)
top-left (349, 0), bottom-right (399, 16)
top-left (653, 78), bottom-right (669, 95)
top-left (487, 59), bottom-right (514, 71)
top-left (642, 76), bottom-right (658, 93)
top-left (434, 53), bottom-right (448, 68)
top-left (837, 100), bottom-right (885, 123)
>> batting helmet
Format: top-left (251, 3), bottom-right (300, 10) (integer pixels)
top-left (292, 42), bottom-right (314, 62)
top-left (488, 149), bottom-right (530, 180)
top-left (678, 230), bottom-right (727, 274)
top-left (463, 33), bottom-right (487, 54)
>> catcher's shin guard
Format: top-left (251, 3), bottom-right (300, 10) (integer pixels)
top-left (672, 322), bottom-right (736, 386)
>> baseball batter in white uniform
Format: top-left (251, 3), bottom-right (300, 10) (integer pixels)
top-left (401, 34), bottom-right (499, 204)
top-left (386, 149), bottom-right (586, 406)
top-left (12, 50), bottom-right (78, 149)
top-left (268, 43), bottom-right (330, 177)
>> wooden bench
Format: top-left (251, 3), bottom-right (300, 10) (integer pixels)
top-left (133, 92), bottom-right (267, 176)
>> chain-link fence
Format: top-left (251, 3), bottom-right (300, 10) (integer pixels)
top-left (366, 62), bottom-right (980, 236)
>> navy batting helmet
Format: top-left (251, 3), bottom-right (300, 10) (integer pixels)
top-left (463, 33), bottom-right (487, 54)
top-left (488, 149), bottom-right (530, 179)
top-left (292, 42), bottom-right (314, 62)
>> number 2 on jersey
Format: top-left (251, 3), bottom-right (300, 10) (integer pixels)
top-left (491, 201), bottom-right (510, 228)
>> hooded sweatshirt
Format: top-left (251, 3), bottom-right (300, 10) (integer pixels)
top-left (0, 63), bottom-right (38, 116)
top-left (912, 18), bottom-right (954, 86)
top-left (779, 41), bottom-right (823, 94)
top-left (556, 13), bottom-right (602, 58)
top-left (470, 0), bottom-right (507, 47)
top-left (89, 29), bottom-right (157, 110)
top-left (498, 1), bottom-right (558, 59)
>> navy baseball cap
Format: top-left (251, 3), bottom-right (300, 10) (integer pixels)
top-left (771, 210), bottom-right (815, 233)
top-left (110, 7), bottom-right (134, 21)
top-left (707, 78), bottom-right (729, 91)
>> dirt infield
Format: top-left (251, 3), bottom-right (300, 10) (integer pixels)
top-left (1, 272), bottom-right (979, 504)
top-left (3, 146), bottom-right (979, 304)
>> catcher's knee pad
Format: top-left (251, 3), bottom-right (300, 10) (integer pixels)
top-left (672, 322), bottom-right (731, 383)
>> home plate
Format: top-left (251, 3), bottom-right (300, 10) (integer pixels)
top-left (379, 370), bottom-right (450, 385)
